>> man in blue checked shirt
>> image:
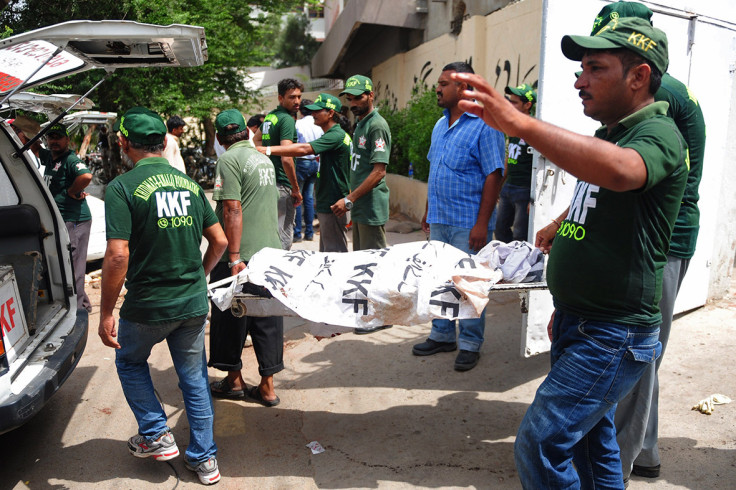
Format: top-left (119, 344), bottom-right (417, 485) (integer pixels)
top-left (415, 61), bottom-right (505, 372)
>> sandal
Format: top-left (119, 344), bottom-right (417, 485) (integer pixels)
top-left (245, 386), bottom-right (280, 407)
top-left (209, 378), bottom-right (245, 399)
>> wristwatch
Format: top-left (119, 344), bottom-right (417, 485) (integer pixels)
top-left (228, 258), bottom-right (243, 268)
top-left (344, 197), bottom-right (353, 210)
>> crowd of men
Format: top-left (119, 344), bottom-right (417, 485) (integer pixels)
top-left (61, 0), bottom-right (706, 487)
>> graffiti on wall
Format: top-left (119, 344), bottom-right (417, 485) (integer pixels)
top-left (493, 54), bottom-right (538, 90)
top-left (374, 80), bottom-right (399, 111)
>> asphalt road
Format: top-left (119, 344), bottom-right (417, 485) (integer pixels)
top-left (2, 228), bottom-right (735, 489)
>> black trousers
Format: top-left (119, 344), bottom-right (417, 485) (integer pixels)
top-left (208, 262), bottom-right (284, 377)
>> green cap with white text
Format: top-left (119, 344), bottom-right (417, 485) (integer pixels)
top-left (340, 75), bottom-right (374, 96)
top-left (306, 93), bottom-right (342, 112)
top-left (591, 1), bottom-right (653, 35)
top-left (215, 109), bottom-right (246, 136)
top-left (561, 17), bottom-right (668, 74)
top-left (119, 107), bottom-right (166, 145)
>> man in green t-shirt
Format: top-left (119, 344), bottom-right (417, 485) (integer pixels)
top-left (450, 18), bottom-right (687, 488)
top-left (496, 83), bottom-right (536, 243)
top-left (585, 3), bottom-right (708, 483)
top-left (253, 78), bottom-right (304, 250)
top-left (257, 93), bottom-right (351, 252)
top-left (40, 123), bottom-right (93, 312)
top-left (208, 109), bottom-right (285, 408)
top-left (98, 108), bottom-right (227, 485)
top-left (333, 74), bottom-right (392, 334)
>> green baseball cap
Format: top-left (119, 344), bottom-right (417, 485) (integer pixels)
top-left (591, 1), bottom-right (653, 35)
top-left (306, 93), bottom-right (342, 113)
top-left (47, 122), bottom-right (68, 137)
top-left (561, 17), bottom-right (668, 74)
top-left (119, 107), bottom-right (167, 145)
top-left (114, 106), bottom-right (155, 133)
top-left (505, 83), bottom-right (537, 104)
top-left (340, 75), bottom-right (374, 96)
top-left (215, 109), bottom-right (246, 136)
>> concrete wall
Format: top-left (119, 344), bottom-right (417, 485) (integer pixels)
top-left (373, 0), bottom-right (542, 110)
top-left (386, 174), bottom-right (427, 223)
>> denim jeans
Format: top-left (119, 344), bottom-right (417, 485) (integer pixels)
top-left (428, 223), bottom-right (493, 352)
top-left (294, 158), bottom-right (318, 238)
top-left (495, 183), bottom-right (530, 243)
top-left (514, 310), bottom-right (661, 489)
top-left (115, 314), bottom-right (217, 464)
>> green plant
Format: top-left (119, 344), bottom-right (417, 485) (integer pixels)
top-left (379, 85), bottom-right (442, 182)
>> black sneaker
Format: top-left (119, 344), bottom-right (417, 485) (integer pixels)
top-left (304, 235), bottom-right (314, 241)
top-left (454, 350), bottom-right (480, 371)
top-left (412, 338), bottom-right (457, 356)
top-left (632, 464), bottom-right (660, 478)
top-left (293, 235), bottom-right (303, 243)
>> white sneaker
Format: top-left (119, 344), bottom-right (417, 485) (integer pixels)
top-left (127, 431), bottom-right (180, 461)
top-left (186, 456), bottom-right (221, 485)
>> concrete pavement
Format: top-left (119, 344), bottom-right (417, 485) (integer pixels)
top-left (2, 221), bottom-right (734, 489)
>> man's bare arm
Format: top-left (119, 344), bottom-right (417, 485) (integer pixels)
top-left (469, 169), bottom-right (503, 251)
top-left (256, 143), bottom-right (315, 158)
top-left (221, 200), bottom-right (245, 275)
top-left (98, 239), bottom-right (129, 349)
top-left (331, 163), bottom-right (386, 217)
top-left (280, 138), bottom-right (303, 207)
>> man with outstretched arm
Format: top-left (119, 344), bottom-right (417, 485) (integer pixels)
top-left (451, 18), bottom-right (687, 488)
top-left (257, 93), bottom-right (351, 252)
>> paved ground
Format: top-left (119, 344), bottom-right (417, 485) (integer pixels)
top-left (2, 221), bottom-right (735, 489)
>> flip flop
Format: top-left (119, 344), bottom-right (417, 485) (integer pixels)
top-left (245, 386), bottom-right (280, 407)
top-left (209, 378), bottom-right (245, 399)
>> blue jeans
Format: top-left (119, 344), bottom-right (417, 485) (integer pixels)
top-left (495, 183), bottom-right (530, 242)
top-left (115, 314), bottom-right (216, 464)
top-left (428, 223), bottom-right (493, 352)
top-left (294, 158), bottom-right (318, 238)
top-left (514, 310), bottom-right (661, 489)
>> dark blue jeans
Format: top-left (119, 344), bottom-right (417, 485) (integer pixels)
top-left (514, 310), bottom-right (661, 489)
top-left (294, 158), bottom-right (318, 238)
top-left (115, 314), bottom-right (216, 465)
top-left (495, 183), bottom-right (530, 242)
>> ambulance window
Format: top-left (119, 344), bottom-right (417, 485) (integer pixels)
top-left (0, 163), bottom-right (20, 206)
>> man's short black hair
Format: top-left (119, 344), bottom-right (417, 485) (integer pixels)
top-left (299, 99), bottom-right (313, 117)
top-left (442, 61), bottom-right (474, 74)
top-left (129, 140), bottom-right (165, 153)
top-left (220, 127), bottom-right (248, 145)
top-left (278, 78), bottom-right (305, 97)
top-left (247, 114), bottom-right (265, 128)
top-left (167, 115), bottom-right (186, 132)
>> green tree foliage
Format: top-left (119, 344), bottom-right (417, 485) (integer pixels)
top-left (273, 12), bottom-right (320, 68)
top-left (380, 85), bottom-right (442, 182)
top-left (0, 0), bottom-right (305, 118)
